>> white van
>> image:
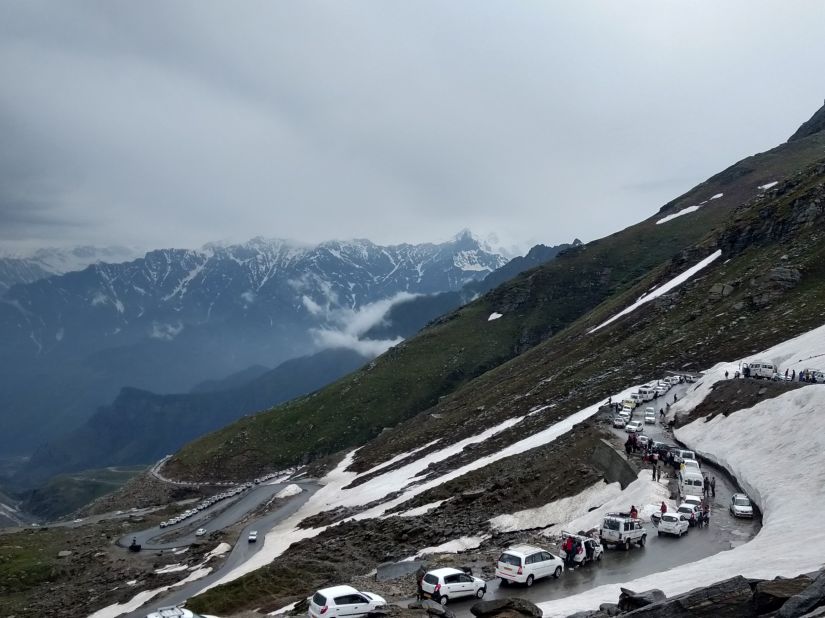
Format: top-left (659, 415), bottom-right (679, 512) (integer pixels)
top-left (679, 471), bottom-right (704, 499)
top-left (638, 387), bottom-right (656, 402)
top-left (746, 360), bottom-right (776, 379)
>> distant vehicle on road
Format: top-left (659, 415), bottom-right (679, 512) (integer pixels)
top-left (308, 586), bottom-right (386, 618)
top-left (600, 512), bottom-right (646, 550)
top-left (248, 530), bottom-right (258, 542)
top-left (677, 503), bottom-right (700, 527)
top-left (657, 513), bottom-right (689, 537)
top-left (420, 567), bottom-right (486, 605)
top-left (744, 360), bottom-right (777, 379)
top-left (496, 544), bottom-right (564, 586)
top-left (644, 408), bottom-right (656, 424)
top-left (146, 606), bottom-right (215, 618)
top-left (730, 494), bottom-right (754, 518)
top-left (612, 416), bottom-right (627, 428)
top-left (195, 528), bottom-right (206, 537)
top-left (625, 420), bottom-right (644, 433)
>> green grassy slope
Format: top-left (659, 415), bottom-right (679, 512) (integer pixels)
top-left (168, 125), bottom-right (825, 482)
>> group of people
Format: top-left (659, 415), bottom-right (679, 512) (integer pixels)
top-left (703, 474), bottom-right (716, 497)
top-left (789, 368), bottom-right (821, 382)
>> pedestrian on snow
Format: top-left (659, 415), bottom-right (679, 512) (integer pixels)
top-left (625, 438), bottom-right (632, 456)
top-left (792, 369), bottom-right (796, 381)
top-left (660, 501), bottom-right (667, 514)
top-left (656, 465), bottom-right (662, 482)
top-left (651, 462), bottom-right (656, 480)
top-left (711, 476), bottom-right (716, 497)
top-left (630, 505), bottom-right (638, 519)
top-left (673, 393), bottom-right (678, 403)
top-left (735, 370), bottom-right (740, 379)
top-left (666, 402), bottom-right (671, 413)
top-left (785, 368), bottom-right (789, 379)
top-left (660, 408), bottom-right (665, 419)
top-left (725, 370), bottom-right (729, 379)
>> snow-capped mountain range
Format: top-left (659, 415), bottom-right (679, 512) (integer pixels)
top-left (0, 231), bottom-right (508, 455)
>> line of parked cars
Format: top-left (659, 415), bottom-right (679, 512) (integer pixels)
top-left (612, 374), bottom-right (693, 429)
top-left (158, 482), bottom-right (254, 529)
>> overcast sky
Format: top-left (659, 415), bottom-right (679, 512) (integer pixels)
top-left (1, 1), bottom-right (824, 255)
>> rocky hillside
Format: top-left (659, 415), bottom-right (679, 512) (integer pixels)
top-left (182, 114), bottom-right (825, 615)
top-left (167, 107), bottom-right (825, 482)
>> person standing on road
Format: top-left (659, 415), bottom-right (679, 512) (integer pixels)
top-left (416, 565), bottom-right (426, 600)
top-left (711, 476), bottom-right (716, 497)
top-left (792, 369), bottom-right (796, 381)
top-left (703, 475), bottom-right (710, 496)
top-left (660, 501), bottom-right (667, 514)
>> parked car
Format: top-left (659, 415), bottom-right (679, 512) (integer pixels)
top-left (730, 494), bottom-right (754, 518)
top-left (308, 586), bottom-right (386, 618)
top-left (744, 360), bottom-right (777, 379)
top-left (159, 521), bottom-right (168, 528)
top-left (622, 399), bottom-right (637, 410)
top-left (672, 448), bottom-right (697, 464)
top-left (650, 440), bottom-right (671, 456)
top-left (625, 420), bottom-right (644, 433)
top-left (682, 495), bottom-right (703, 509)
top-left (248, 530), bottom-right (258, 542)
top-left (612, 416), bottom-right (627, 428)
top-left (558, 532), bottom-right (603, 566)
top-left (496, 544), bottom-right (564, 586)
top-left (637, 435), bottom-right (651, 449)
top-left (146, 607), bottom-right (215, 618)
top-left (653, 382), bottom-right (669, 397)
top-left (619, 407), bottom-right (632, 421)
top-left (657, 512), bottom-right (690, 537)
top-left (600, 512), bottom-right (647, 550)
top-left (682, 459), bottom-right (701, 473)
top-left (676, 503), bottom-right (700, 527)
top-left (195, 528), bottom-right (206, 537)
top-left (421, 568), bottom-right (486, 605)
top-left (638, 387), bottom-right (656, 402)
top-left (644, 408), bottom-right (656, 424)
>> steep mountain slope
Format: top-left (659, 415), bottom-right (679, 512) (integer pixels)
top-left (168, 117), bottom-right (825, 481)
top-left (21, 348), bottom-right (371, 486)
top-left (0, 233), bottom-right (505, 454)
top-left (187, 157), bottom-right (825, 615)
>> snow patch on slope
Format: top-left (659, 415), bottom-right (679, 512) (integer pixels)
top-left (655, 205), bottom-right (701, 225)
top-left (758, 181), bottom-right (779, 190)
top-left (589, 250), bottom-right (722, 333)
top-left (488, 312), bottom-right (503, 321)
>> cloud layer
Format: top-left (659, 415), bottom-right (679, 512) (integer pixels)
top-left (2, 2), bottom-right (824, 252)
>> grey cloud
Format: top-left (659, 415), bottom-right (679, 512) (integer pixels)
top-left (1, 1), bottom-right (824, 254)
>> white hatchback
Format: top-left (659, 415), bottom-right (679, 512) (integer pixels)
top-left (657, 512), bottom-right (689, 537)
top-left (625, 420), bottom-right (644, 433)
top-left (421, 568), bottom-right (486, 605)
top-left (496, 545), bottom-right (564, 586)
top-left (308, 586), bottom-right (386, 618)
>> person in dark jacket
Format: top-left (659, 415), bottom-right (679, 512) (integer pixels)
top-left (416, 565), bottom-right (426, 600)
top-left (710, 476), bottom-right (716, 497)
top-left (630, 505), bottom-right (638, 519)
top-left (660, 501), bottom-right (667, 514)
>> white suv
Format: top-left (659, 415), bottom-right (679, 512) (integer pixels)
top-left (421, 568), bottom-right (486, 605)
top-left (558, 532), bottom-right (603, 566)
top-left (730, 493), bottom-right (754, 518)
top-left (600, 512), bottom-right (647, 550)
top-left (308, 586), bottom-right (386, 618)
top-left (496, 544), bottom-right (564, 586)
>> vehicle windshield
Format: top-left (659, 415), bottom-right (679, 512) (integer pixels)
top-left (734, 498), bottom-right (751, 506)
top-left (603, 518), bottom-right (620, 531)
top-left (662, 515), bottom-right (677, 522)
top-left (678, 506), bottom-right (692, 513)
top-left (498, 553), bottom-right (521, 566)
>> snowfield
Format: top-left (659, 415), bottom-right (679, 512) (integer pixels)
top-left (275, 484), bottom-right (303, 499)
top-left (589, 250), bottom-right (722, 333)
top-left (538, 324), bottom-right (825, 617)
top-left (655, 205), bottom-right (701, 225)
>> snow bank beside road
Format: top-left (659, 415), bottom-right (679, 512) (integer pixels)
top-left (275, 484), bottom-right (303, 499)
top-left (539, 378), bottom-right (825, 616)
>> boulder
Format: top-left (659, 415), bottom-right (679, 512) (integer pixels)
top-left (779, 569), bottom-right (825, 617)
top-left (470, 598), bottom-right (542, 618)
top-left (598, 603), bottom-right (621, 616)
top-left (618, 588), bottom-right (667, 610)
top-left (623, 575), bottom-right (754, 617)
top-left (754, 576), bottom-right (813, 614)
top-left (421, 600), bottom-right (455, 618)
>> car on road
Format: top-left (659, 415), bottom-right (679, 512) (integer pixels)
top-left (612, 416), bottom-right (627, 428)
top-left (730, 493), bottom-right (754, 518)
top-left (600, 512), bottom-right (647, 550)
top-left (619, 407), bottom-right (632, 421)
top-left (682, 459), bottom-right (701, 473)
top-left (159, 521), bottom-right (168, 528)
top-left (644, 408), bottom-right (656, 424)
top-left (308, 585), bottom-right (386, 618)
top-left (248, 530), bottom-right (258, 542)
top-left (672, 448), bottom-right (697, 464)
top-left (657, 513), bottom-right (690, 537)
top-left (195, 528), bottom-right (207, 537)
top-left (421, 567), bottom-right (486, 605)
top-left (654, 382), bottom-right (669, 397)
top-left (496, 544), bottom-right (564, 586)
top-left (558, 532), bottom-right (603, 567)
top-left (625, 420), bottom-right (644, 433)
top-left (637, 435), bottom-right (651, 449)
top-left (146, 607), bottom-right (217, 618)
top-left (677, 503), bottom-right (700, 527)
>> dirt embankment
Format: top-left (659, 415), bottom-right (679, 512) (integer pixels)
top-left (674, 377), bottom-right (807, 427)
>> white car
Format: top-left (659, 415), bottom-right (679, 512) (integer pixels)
top-left (637, 435), bottom-right (651, 449)
top-left (195, 528), bottom-right (206, 537)
top-left (558, 532), bottom-right (603, 567)
top-left (644, 408), bottom-right (656, 424)
top-left (653, 383), bottom-right (669, 397)
top-left (619, 408), bottom-right (632, 421)
top-left (612, 416), bottom-right (627, 428)
top-left (677, 503), bottom-right (700, 527)
top-left (600, 512), bottom-right (647, 550)
top-left (146, 607), bottom-right (217, 618)
top-left (496, 544), bottom-right (564, 586)
top-left (248, 530), bottom-right (258, 542)
top-left (682, 495), bottom-right (703, 509)
top-left (682, 459), bottom-right (701, 474)
top-left (657, 512), bottom-right (689, 537)
top-left (159, 521), bottom-right (168, 528)
top-left (421, 568), bottom-right (486, 605)
top-left (625, 420), bottom-right (644, 433)
top-left (730, 493), bottom-right (754, 518)
top-left (308, 586), bottom-right (386, 618)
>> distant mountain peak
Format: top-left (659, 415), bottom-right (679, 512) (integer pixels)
top-left (788, 99), bottom-right (825, 142)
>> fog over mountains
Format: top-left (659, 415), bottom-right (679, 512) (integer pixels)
top-left (0, 231), bottom-right (513, 461)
